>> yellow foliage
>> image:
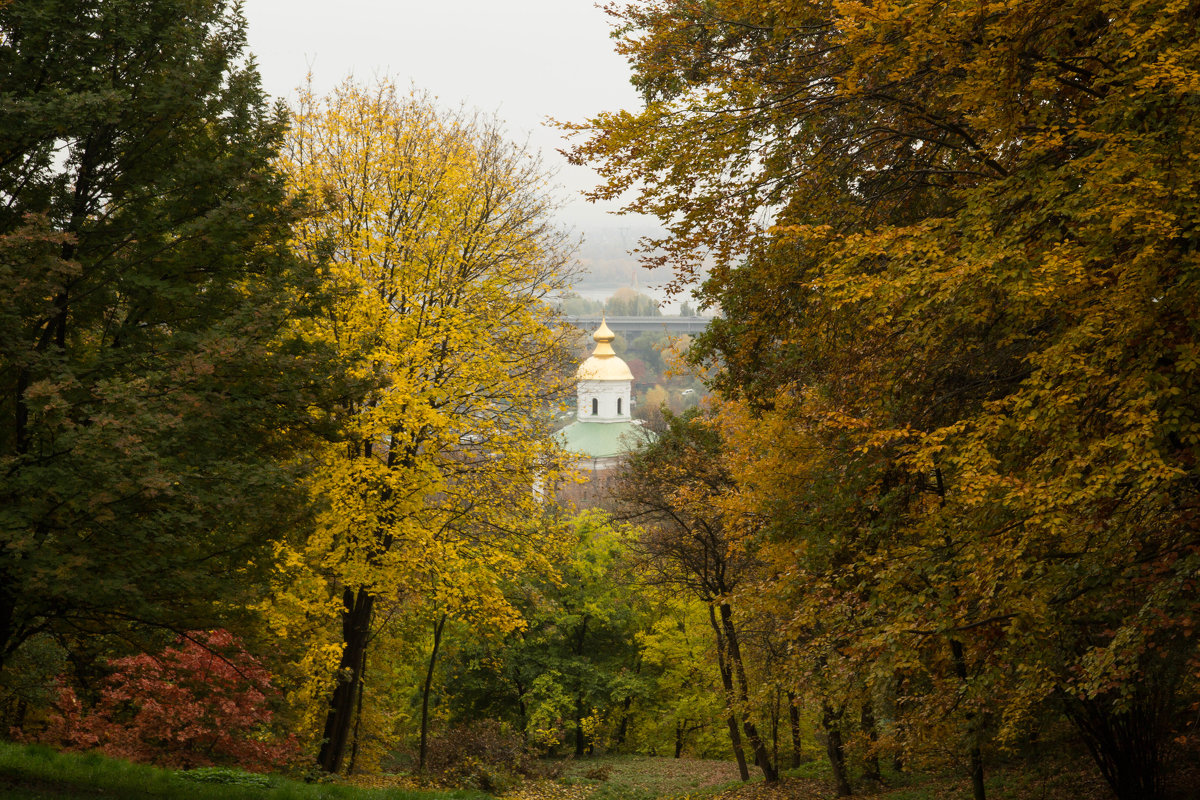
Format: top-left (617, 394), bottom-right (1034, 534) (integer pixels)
top-left (267, 78), bottom-right (579, 759)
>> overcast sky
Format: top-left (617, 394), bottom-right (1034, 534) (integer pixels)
top-left (242, 0), bottom-right (647, 230)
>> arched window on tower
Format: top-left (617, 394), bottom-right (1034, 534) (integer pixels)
top-left (591, 398), bottom-right (598, 415)
top-left (617, 398), bottom-right (622, 415)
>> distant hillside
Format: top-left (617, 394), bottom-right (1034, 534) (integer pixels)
top-left (573, 226), bottom-right (674, 288)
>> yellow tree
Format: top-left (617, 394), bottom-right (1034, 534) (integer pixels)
top-left (278, 79), bottom-right (577, 773)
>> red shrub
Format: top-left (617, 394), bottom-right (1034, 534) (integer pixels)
top-left (39, 630), bottom-right (296, 770)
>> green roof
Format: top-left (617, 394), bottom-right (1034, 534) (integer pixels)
top-left (554, 420), bottom-right (654, 459)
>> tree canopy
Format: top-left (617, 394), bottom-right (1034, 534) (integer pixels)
top-left (0, 0), bottom-right (325, 671)
top-left (571, 0), bottom-right (1200, 797)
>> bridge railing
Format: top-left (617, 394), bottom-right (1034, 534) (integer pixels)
top-left (564, 315), bottom-right (713, 335)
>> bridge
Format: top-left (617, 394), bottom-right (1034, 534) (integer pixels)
top-left (564, 315), bottom-right (713, 337)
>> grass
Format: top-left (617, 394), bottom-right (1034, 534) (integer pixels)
top-left (0, 741), bottom-right (493, 800)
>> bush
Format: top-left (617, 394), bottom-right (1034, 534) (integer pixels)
top-left (583, 764), bottom-right (611, 781)
top-left (33, 629), bottom-right (298, 771)
top-left (175, 765), bottom-right (274, 787)
top-left (423, 719), bottom-right (548, 791)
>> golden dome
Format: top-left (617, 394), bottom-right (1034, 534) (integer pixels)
top-left (577, 317), bottom-right (634, 381)
top-left (577, 356), bottom-right (635, 381)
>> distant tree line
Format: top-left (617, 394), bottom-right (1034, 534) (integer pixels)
top-left (560, 287), bottom-right (663, 317)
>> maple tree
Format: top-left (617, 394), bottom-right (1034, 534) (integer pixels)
top-left (275, 78), bottom-right (578, 774)
top-left (573, 1), bottom-right (1200, 798)
top-left (38, 630), bottom-right (296, 770)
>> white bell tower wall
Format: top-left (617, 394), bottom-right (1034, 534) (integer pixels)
top-left (577, 379), bottom-right (631, 423)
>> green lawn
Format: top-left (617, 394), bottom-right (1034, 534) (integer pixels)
top-left (0, 741), bottom-right (492, 800)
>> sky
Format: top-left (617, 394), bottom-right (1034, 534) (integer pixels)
top-left (241, 0), bottom-right (648, 230)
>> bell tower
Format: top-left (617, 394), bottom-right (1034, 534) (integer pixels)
top-left (576, 318), bottom-right (633, 423)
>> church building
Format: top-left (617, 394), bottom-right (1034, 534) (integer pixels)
top-left (555, 319), bottom-right (652, 499)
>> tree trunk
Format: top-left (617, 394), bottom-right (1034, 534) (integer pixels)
top-left (675, 719), bottom-right (686, 758)
top-left (0, 588), bottom-right (16, 674)
top-left (934, 467), bottom-right (984, 800)
top-left (822, 701), bottom-right (852, 797)
top-left (861, 698), bottom-right (882, 784)
top-left (771, 687), bottom-right (780, 774)
top-left (950, 638), bottom-right (985, 800)
top-left (418, 613), bottom-right (447, 773)
top-left (891, 671), bottom-right (906, 774)
top-left (575, 690), bottom-right (587, 756)
top-left (573, 614), bottom-right (591, 757)
top-left (719, 602), bottom-right (778, 782)
top-left (515, 676), bottom-right (528, 732)
top-left (1063, 679), bottom-right (1171, 800)
top-left (318, 586), bottom-right (374, 774)
top-left (616, 693), bottom-right (634, 746)
top-left (788, 690), bottom-right (803, 768)
top-left (615, 655), bottom-right (641, 746)
top-left (708, 605), bottom-right (750, 781)
top-left (347, 649), bottom-right (369, 775)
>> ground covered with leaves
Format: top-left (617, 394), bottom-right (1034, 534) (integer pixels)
top-left (498, 753), bottom-right (1128, 800)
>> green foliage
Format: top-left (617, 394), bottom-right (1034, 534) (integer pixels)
top-left (523, 672), bottom-right (577, 751)
top-left (0, 0), bottom-right (327, 674)
top-left (0, 634), bottom-right (67, 727)
top-left (560, 293), bottom-right (606, 316)
top-left (631, 599), bottom-right (729, 759)
top-left (629, 333), bottom-right (668, 373)
top-left (176, 767), bottom-right (274, 788)
top-left (437, 512), bottom-right (668, 755)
